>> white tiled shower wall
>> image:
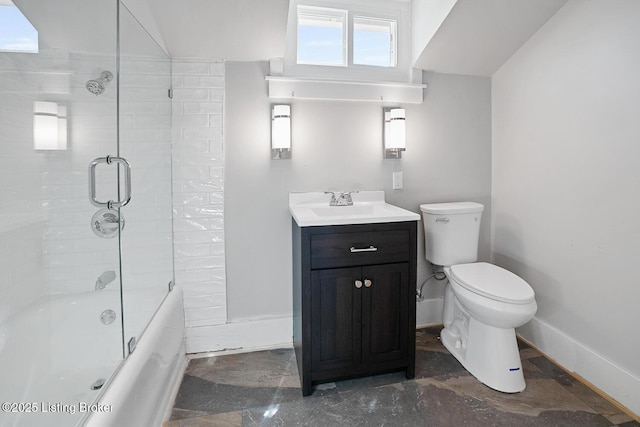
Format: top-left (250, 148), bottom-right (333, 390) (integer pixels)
top-left (0, 50), bottom-right (44, 322)
top-left (171, 59), bottom-right (227, 341)
top-left (0, 48), bottom-right (174, 327)
top-left (0, 51), bottom-right (227, 343)
top-left (0, 49), bottom-right (106, 321)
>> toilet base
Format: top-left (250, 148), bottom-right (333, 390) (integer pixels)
top-left (441, 316), bottom-right (526, 393)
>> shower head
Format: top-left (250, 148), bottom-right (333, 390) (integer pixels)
top-left (86, 71), bottom-right (113, 96)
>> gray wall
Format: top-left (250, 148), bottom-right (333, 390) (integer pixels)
top-left (492, 0), bottom-right (640, 414)
top-left (224, 61), bottom-right (491, 321)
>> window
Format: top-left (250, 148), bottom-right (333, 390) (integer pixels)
top-left (297, 6), bottom-right (397, 69)
top-left (353, 17), bottom-right (396, 67)
top-left (0, 0), bottom-right (38, 53)
top-left (297, 6), bottom-right (347, 66)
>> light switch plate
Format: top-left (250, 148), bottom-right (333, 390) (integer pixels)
top-left (392, 172), bottom-right (403, 190)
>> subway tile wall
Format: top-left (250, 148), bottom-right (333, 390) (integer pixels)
top-left (171, 59), bottom-right (227, 337)
top-left (0, 48), bottom-right (174, 335)
top-left (0, 51), bottom-right (44, 323)
top-left (1, 51), bottom-right (226, 345)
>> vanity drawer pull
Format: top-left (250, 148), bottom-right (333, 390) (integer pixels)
top-left (310, 229), bottom-right (410, 269)
top-left (350, 245), bottom-right (378, 253)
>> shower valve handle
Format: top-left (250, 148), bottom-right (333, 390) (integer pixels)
top-left (89, 155), bottom-right (132, 209)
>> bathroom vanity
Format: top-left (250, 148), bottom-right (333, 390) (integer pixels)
top-left (290, 191), bottom-right (419, 396)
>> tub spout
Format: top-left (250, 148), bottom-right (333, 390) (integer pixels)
top-left (95, 271), bottom-right (116, 290)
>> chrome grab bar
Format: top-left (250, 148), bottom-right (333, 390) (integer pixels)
top-left (350, 245), bottom-right (378, 253)
top-left (89, 155), bottom-right (132, 209)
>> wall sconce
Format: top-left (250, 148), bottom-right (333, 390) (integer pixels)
top-left (34, 101), bottom-right (67, 150)
top-left (384, 107), bottom-right (406, 159)
top-left (272, 104), bottom-right (291, 159)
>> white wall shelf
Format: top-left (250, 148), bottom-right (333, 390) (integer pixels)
top-left (266, 75), bottom-right (426, 103)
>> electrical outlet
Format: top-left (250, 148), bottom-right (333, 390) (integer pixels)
top-left (392, 172), bottom-right (403, 190)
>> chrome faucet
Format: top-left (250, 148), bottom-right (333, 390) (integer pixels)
top-left (324, 191), bottom-right (358, 206)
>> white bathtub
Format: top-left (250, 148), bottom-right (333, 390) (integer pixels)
top-left (0, 286), bottom-right (186, 427)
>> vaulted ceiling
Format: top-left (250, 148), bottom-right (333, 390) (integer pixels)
top-left (145, 0), bottom-right (567, 76)
top-left (13, 0), bottom-right (569, 77)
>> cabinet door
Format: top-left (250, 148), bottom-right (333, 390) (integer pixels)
top-left (361, 263), bottom-right (409, 366)
top-left (311, 267), bottom-right (362, 373)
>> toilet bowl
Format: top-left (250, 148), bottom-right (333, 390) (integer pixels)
top-left (420, 202), bottom-right (537, 393)
top-left (441, 262), bottom-right (537, 393)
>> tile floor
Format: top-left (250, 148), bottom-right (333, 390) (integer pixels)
top-left (167, 327), bottom-right (639, 426)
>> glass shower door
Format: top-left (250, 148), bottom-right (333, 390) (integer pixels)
top-left (0, 0), bottom-right (124, 426)
top-left (117, 3), bottom-right (173, 351)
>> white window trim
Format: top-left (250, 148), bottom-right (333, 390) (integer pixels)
top-left (284, 0), bottom-right (412, 84)
top-left (352, 16), bottom-right (397, 68)
top-left (297, 5), bottom-right (348, 67)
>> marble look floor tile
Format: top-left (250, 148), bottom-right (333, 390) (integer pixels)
top-left (165, 411), bottom-right (242, 426)
top-left (406, 377), bottom-right (613, 427)
top-left (186, 348), bottom-right (300, 389)
top-left (618, 420), bottom-right (640, 427)
top-left (413, 375), bottom-right (600, 417)
top-left (520, 347), bottom-right (543, 360)
top-left (169, 329), bottom-right (639, 427)
top-left (529, 356), bottom-right (576, 386)
top-left (415, 327), bottom-right (449, 354)
top-left (415, 347), bottom-right (467, 379)
top-left (242, 383), bottom-right (424, 427)
top-left (171, 375), bottom-right (301, 419)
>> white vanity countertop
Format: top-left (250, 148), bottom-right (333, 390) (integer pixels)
top-left (289, 191), bottom-right (420, 227)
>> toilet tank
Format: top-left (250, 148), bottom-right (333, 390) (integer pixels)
top-left (420, 202), bottom-right (484, 266)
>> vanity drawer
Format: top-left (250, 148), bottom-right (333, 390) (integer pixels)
top-left (310, 229), bottom-right (410, 269)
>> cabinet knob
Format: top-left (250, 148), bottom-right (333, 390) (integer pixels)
top-left (364, 279), bottom-right (372, 288)
top-left (355, 280), bottom-right (363, 289)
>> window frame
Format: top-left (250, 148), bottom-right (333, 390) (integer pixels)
top-left (297, 5), bottom-right (348, 67)
top-left (296, 5), bottom-right (398, 70)
top-left (0, 2), bottom-right (39, 54)
top-left (352, 15), bottom-right (397, 68)
top-left (287, 1), bottom-right (409, 83)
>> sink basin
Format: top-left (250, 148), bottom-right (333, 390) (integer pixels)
top-left (311, 205), bottom-right (375, 217)
top-left (290, 191), bottom-right (420, 227)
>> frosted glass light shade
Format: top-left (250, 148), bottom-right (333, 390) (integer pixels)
top-left (272, 104), bottom-right (291, 159)
top-left (384, 107), bottom-right (406, 158)
top-left (34, 101), bottom-right (67, 150)
top-left (34, 101), bottom-right (59, 150)
top-left (57, 105), bottom-right (68, 150)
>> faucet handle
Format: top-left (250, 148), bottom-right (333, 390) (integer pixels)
top-left (341, 191), bottom-right (358, 205)
top-left (324, 191), bottom-right (338, 206)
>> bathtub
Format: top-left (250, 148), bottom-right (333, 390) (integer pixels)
top-left (0, 286), bottom-right (186, 427)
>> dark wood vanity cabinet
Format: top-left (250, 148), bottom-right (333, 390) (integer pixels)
top-left (292, 221), bottom-right (417, 396)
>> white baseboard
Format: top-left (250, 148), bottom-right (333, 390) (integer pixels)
top-left (185, 316), bottom-right (293, 354)
top-left (185, 299), bottom-right (445, 356)
top-left (416, 297), bottom-right (443, 328)
top-left (518, 316), bottom-right (640, 417)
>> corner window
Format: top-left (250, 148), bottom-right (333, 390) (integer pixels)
top-left (297, 5), bottom-right (397, 69)
top-left (0, 1), bottom-right (38, 53)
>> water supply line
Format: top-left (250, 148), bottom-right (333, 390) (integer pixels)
top-left (416, 265), bottom-right (447, 300)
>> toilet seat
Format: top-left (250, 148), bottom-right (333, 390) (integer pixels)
top-left (449, 262), bottom-right (535, 304)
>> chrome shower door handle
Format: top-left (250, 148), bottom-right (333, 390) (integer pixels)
top-left (109, 156), bottom-right (132, 209)
top-left (89, 155), bottom-right (132, 209)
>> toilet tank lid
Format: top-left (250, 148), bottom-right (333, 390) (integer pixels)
top-left (450, 262), bottom-right (535, 304)
top-left (420, 202), bottom-right (484, 215)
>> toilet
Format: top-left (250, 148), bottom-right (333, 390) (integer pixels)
top-left (420, 202), bottom-right (537, 393)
